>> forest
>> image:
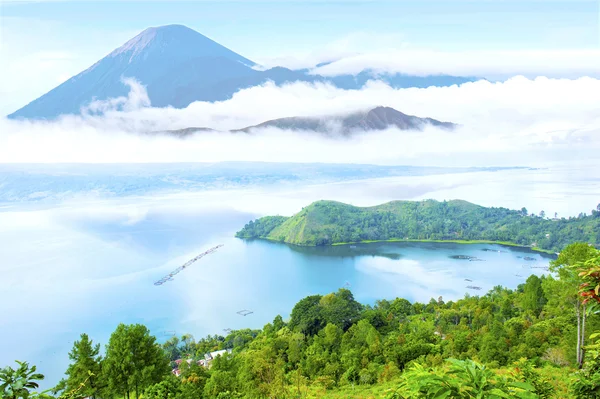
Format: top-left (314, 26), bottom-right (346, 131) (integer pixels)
top-left (235, 200), bottom-right (600, 252)
top-left (2, 242), bottom-right (600, 399)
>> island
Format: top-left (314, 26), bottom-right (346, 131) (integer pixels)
top-left (235, 199), bottom-right (600, 253)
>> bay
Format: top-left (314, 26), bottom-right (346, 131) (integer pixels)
top-left (0, 206), bottom-right (552, 388)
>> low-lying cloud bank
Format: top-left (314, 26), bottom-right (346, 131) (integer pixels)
top-left (1, 76), bottom-right (599, 166)
top-left (255, 49), bottom-right (600, 80)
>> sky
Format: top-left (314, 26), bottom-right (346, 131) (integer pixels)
top-left (1, 0), bottom-right (599, 115)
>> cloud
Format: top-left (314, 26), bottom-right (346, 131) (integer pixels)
top-left (82, 77), bottom-right (151, 114)
top-left (306, 49), bottom-right (600, 80)
top-left (254, 31), bottom-right (410, 71)
top-left (1, 76), bottom-right (599, 166)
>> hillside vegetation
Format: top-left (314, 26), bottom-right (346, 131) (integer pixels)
top-left (4, 243), bottom-right (600, 399)
top-left (236, 199), bottom-right (600, 252)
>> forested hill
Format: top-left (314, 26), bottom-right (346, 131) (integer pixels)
top-left (235, 199), bottom-right (600, 252)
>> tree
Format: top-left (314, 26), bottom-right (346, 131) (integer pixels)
top-left (103, 324), bottom-right (170, 399)
top-left (319, 289), bottom-right (362, 331)
top-left (143, 377), bottom-right (181, 399)
top-left (179, 362), bottom-right (209, 399)
top-left (179, 334), bottom-right (196, 358)
top-left (289, 295), bottom-right (325, 336)
top-left (522, 275), bottom-right (547, 317)
top-left (162, 337), bottom-right (181, 362)
top-left (238, 346), bottom-right (286, 398)
top-left (549, 243), bottom-right (599, 368)
top-left (64, 334), bottom-right (103, 399)
top-left (539, 210), bottom-right (546, 218)
top-left (521, 207), bottom-right (528, 217)
top-left (0, 361), bottom-right (47, 399)
top-left (389, 298), bottom-right (414, 320)
top-left (271, 315), bottom-right (285, 332)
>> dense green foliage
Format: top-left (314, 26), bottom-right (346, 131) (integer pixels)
top-left (0, 361), bottom-right (48, 399)
top-left (236, 200), bottom-right (600, 252)
top-left (571, 333), bottom-right (600, 398)
top-left (4, 244), bottom-right (600, 399)
top-left (237, 216), bottom-right (290, 239)
top-left (385, 358), bottom-right (550, 399)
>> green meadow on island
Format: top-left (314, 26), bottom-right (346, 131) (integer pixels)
top-left (235, 199), bottom-right (600, 253)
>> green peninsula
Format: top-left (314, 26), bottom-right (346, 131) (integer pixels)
top-left (235, 199), bottom-right (600, 252)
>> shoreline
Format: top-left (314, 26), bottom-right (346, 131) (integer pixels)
top-left (331, 238), bottom-right (556, 255)
top-left (237, 235), bottom-right (557, 255)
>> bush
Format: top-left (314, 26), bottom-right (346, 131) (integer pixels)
top-left (571, 333), bottom-right (600, 398)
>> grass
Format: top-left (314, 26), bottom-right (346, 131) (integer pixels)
top-left (292, 379), bottom-right (401, 399)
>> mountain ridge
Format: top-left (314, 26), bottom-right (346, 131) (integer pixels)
top-left (234, 106), bottom-right (456, 134)
top-left (159, 106), bottom-right (456, 136)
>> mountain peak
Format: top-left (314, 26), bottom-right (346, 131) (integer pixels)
top-left (370, 106), bottom-right (400, 113)
top-left (109, 27), bottom-right (159, 58)
top-left (108, 24), bottom-right (254, 66)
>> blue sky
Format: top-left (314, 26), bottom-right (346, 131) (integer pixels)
top-left (3, 0), bottom-right (598, 54)
top-left (0, 0), bottom-right (598, 114)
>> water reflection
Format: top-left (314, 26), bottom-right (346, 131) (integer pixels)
top-left (259, 240), bottom-right (404, 260)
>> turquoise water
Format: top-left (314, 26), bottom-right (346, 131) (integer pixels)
top-left (0, 205), bottom-right (553, 387)
top-left (6, 163), bottom-right (592, 388)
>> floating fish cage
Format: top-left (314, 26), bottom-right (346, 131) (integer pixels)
top-left (237, 309), bottom-right (253, 316)
top-left (154, 244), bottom-right (224, 286)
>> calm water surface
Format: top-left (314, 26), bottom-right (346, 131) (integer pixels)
top-left (0, 207), bottom-right (553, 387)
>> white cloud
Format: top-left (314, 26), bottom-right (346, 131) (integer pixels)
top-left (82, 78), bottom-right (151, 114)
top-left (254, 31), bottom-right (410, 71)
top-left (1, 76), bottom-right (599, 166)
top-left (308, 49), bottom-right (600, 79)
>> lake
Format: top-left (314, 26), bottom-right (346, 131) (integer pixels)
top-left (1, 162), bottom-right (597, 388)
top-left (0, 204), bottom-right (553, 388)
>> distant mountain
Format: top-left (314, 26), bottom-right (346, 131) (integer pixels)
top-left (154, 127), bottom-right (218, 137)
top-left (8, 25), bottom-right (479, 120)
top-left (158, 106), bottom-right (455, 136)
top-left (9, 25), bottom-right (256, 119)
top-left (233, 106), bottom-right (456, 134)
